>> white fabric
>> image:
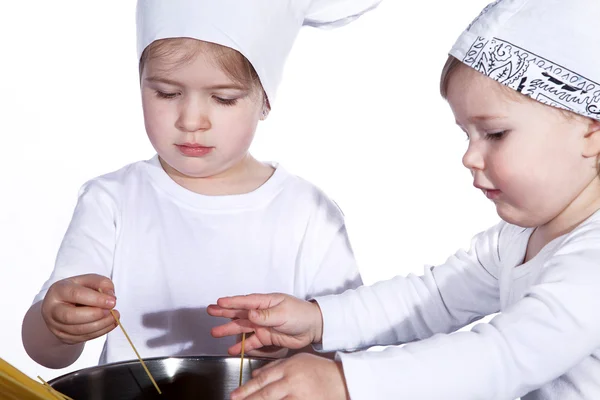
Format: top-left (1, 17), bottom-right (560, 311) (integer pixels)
top-left (34, 156), bottom-right (362, 364)
top-left (449, 0), bottom-right (600, 121)
top-left (136, 0), bottom-right (382, 104)
top-left (315, 211), bottom-right (600, 399)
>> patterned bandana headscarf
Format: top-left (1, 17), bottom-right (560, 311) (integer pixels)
top-left (450, 0), bottom-right (600, 121)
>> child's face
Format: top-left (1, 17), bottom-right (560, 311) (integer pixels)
top-left (446, 65), bottom-right (598, 227)
top-left (140, 47), bottom-right (264, 179)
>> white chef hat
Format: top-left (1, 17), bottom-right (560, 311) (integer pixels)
top-left (136, 0), bottom-right (382, 105)
top-left (449, 0), bottom-right (600, 121)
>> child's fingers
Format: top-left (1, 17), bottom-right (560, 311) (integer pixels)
top-left (59, 323), bottom-right (117, 344)
top-left (245, 347), bottom-right (288, 359)
top-left (247, 306), bottom-right (288, 328)
top-left (231, 364), bottom-right (286, 400)
top-left (227, 333), bottom-right (265, 355)
top-left (51, 313), bottom-right (118, 343)
top-left (206, 304), bottom-right (248, 319)
top-left (51, 304), bottom-right (110, 325)
top-left (60, 313), bottom-right (117, 336)
top-left (212, 303), bottom-right (290, 329)
top-left (211, 318), bottom-right (255, 338)
top-left (216, 293), bottom-right (285, 311)
top-left (234, 380), bottom-right (288, 400)
top-left (57, 282), bottom-right (116, 309)
top-left (71, 274), bottom-right (115, 292)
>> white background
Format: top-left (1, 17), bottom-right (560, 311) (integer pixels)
top-left (0, 0), bottom-right (500, 381)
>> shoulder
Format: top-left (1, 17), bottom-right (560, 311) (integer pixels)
top-left (538, 211), bottom-right (600, 285)
top-left (77, 159), bottom-right (148, 208)
top-left (465, 220), bottom-right (530, 270)
top-left (277, 167), bottom-right (346, 222)
top-left (554, 211), bottom-right (600, 256)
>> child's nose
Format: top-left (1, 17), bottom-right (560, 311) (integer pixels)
top-left (462, 141), bottom-right (485, 171)
top-left (177, 101), bottom-right (211, 133)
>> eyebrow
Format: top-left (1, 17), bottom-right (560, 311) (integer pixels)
top-left (467, 115), bottom-right (508, 123)
top-left (144, 76), bottom-right (247, 91)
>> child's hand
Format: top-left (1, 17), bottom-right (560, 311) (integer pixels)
top-left (207, 293), bottom-right (323, 355)
top-left (236, 335), bottom-right (289, 359)
top-left (230, 353), bottom-right (349, 400)
top-left (41, 274), bottom-right (119, 345)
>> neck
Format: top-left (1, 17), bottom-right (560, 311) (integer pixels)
top-left (160, 154), bottom-right (275, 196)
top-left (535, 176), bottom-right (600, 245)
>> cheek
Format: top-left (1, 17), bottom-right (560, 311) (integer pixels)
top-left (491, 138), bottom-right (578, 210)
top-left (217, 108), bottom-right (260, 142)
top-left (485, 144), bottom-right (540, 196)
top-left (228, 123), bottom-right (258, 153)
top-left (142, 97), bottom-right (171, 139)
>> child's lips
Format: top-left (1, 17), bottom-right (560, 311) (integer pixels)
top-left (484, 189), bottom-right (501, 200)
top-left (474, 183), bottom-right (501, 200)
top-left (176, 143), bottom-right (213, 157)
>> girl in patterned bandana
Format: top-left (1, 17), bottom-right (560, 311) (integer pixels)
top-left (21, 0), bottom-right (380, 372)
top-left (209, 1), bottom-right (600, 399)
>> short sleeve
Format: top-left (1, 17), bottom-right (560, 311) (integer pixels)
top-left (33, 180), bottom-right (119, 303)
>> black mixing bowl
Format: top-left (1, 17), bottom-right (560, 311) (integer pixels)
top-left (48, 356), bottom-right (272, 399)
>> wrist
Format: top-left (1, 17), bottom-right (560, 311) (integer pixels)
top-left (309, 300), bottom-right (324, 343)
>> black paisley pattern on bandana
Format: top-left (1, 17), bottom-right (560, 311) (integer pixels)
top-left (462, 36), bottom-right (600, 120)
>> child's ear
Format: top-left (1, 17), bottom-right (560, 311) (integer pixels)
top-left (582, 119), bottom-right (600, 158)
top-left (260, 107), bottom-right (270, 121)
top-left (260, 95), bottom-right (271, 121)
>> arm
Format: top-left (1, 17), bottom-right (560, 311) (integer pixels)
top-left (209, 222), bottom-right (505, 356)
top-left (300, 194), bottom-right (363, 299)
top-left (292, 195), bottom-right (362, 358)
top-left (22, 180), bottom-right (119, 368)
top-left (336, 231), bottom-right (600, 399)
top-left (22, 301), bottom-right (84, 369)
top-left (316, 221), bottom-right (505, 351)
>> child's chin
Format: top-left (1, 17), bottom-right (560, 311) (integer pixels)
top-left (495, 205), bottom-right (517, 223)
top-left (496, 207), bottom-right (537, 228)
top-left (162, 155), bottom-right (214, 178)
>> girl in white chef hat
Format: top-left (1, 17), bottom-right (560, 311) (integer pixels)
top-left (21, 0), bottom-right (380, 370)
top-left (208, 1), bottom-right (600, 399)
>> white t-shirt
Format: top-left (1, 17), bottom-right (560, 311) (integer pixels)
top-left (316, 211), bottom-right (600, 400)
top-left (34, 156), bottom-right (362, 364)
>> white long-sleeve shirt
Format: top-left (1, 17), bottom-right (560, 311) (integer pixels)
top-left (316, 212), bottom-right (600, 400)
top-left (34, 155), bottom-right (362, 364)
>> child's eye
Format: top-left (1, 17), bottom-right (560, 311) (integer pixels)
top-left (485, 131), bottom-right (507, 141)
top-left (214, 97), bottom-right (238, 106)
top-left (155, 91), bottom-right (179, 99)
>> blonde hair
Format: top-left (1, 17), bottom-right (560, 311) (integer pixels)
top-left (440, 55), bottom-right (527, 103)
top-left (439, 56), bottom-right (463, 99)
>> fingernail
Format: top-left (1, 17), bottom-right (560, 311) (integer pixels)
top-left (106, 298), bottom-right (116, 307)
top-left (106, 290), bottom-right (116, 298)
top-left (103, 309), bottom-right (110, 317)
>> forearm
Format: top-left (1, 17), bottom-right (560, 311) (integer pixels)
top-left (21, 301), bottom-right (84, 369)
top-left (315, 270), bottom-right (495, 352)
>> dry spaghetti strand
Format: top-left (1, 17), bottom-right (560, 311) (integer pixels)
top-left (98, 288), bottom-right (161, 394)
top-left (0, 357), bottom-right (71, 400)
top-left (239, 332), bottom-right (246, 387)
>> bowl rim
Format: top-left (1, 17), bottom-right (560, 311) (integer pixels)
top-left (48, 355), bottom-right (275, 386)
